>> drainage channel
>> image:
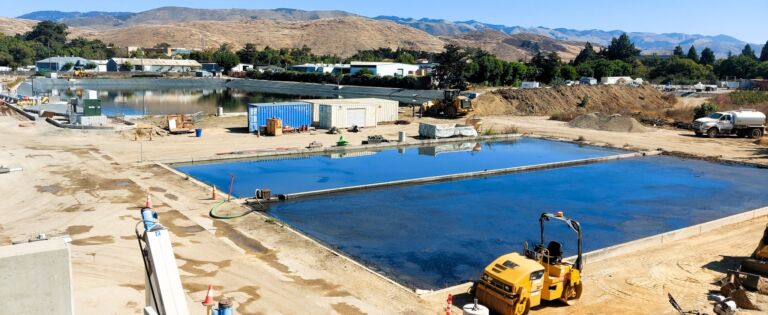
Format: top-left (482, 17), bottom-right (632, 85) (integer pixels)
top-left (280, 151), bottom-right (656, 200)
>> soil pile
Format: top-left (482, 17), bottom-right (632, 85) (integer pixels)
top-left (568, 112), bottom-right (648, 133)
top-left (474, 85), bottom-right (674, 117)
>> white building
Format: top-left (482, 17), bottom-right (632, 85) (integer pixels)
top-left (600, 76), bottom-right (634, 85)
top-left (107, 58), bottom-right (201, 72)
top-left (90, 60), bottom-right (108, 72)
top-left (231, 63), bottom-right (254, 73)
top-left (521, 81), bottom-right (540, 89)
top-left (349, 62), bottom-right (420, 77)
top-left (288, 63), bottom-right (348, 74)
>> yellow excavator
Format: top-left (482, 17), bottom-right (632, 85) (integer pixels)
top-left (472, 212), bottom-right (583, 315)
top-left (424, 89), bottom-right (474, 118)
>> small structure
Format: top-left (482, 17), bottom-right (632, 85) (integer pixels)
top-left (521, 81), bottom-right (540, 89)
top-left (349, 61), bottom-right (420, 77)
top-left (106, 58), bottom-right (201, 72)
top-left (600, 76), bottom-right (633, 85)
top-left (579, 77), bottom-right (598, 85)
top-left (195, 70), bottom-right (213, 78)
top-left (303, 98), bottom-right (399, 126)
top-left (231, 63), bottom-right (253, 73)
top-left (247, 102), bottom-right (312, 133)
top-left (35, 57), bottom-right (91, 72)
top-left (89, 60), bottom-right (108, 72)
top-left (318, 102), bottom-right (378, 129)
top-left (752, 79), bottom-right (768, 91)
top-left (254, 65), bottom-right (285, 74)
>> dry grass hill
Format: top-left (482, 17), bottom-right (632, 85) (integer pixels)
top-left (442, 29), bottom-right (587, 61)
top-left (0, 15), bottom-right (587, 60)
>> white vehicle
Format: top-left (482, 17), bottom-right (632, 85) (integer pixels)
top-left (692, 110), bottom-right (765, 138)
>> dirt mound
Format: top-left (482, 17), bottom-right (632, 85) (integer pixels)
top-left (568, 112), bottom-right (648, 133)
top-left (475, 85), bottom-right (674, 117)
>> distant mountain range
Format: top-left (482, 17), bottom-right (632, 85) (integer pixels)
top-left (373, 16), bottom-right (762, 57)
top-left (13, 8), bottom-right (764, 58)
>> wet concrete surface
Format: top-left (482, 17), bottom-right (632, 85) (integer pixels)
top-left (266, 156), bottom-right (768, 290)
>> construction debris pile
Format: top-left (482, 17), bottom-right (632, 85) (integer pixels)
top-left (568, 112), bottom-right (648, 133)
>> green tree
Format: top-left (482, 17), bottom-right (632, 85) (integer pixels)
top-left (716, 55), bottom-right (758, 78)
top-left (24, 21), bottom-right (68, 49)
top-left (559, 64), bottom-right (578, 81)
top-left (573, 42), bottom-right (598, 65)
top-left (742, 44), bottom-right (757, 59)
top-left (672, 45), bottom-right (685, 57)
top-left (760, 41), bottom-right (768, 62)
top-left (604, 33), bottom-right (641, 62)
top-left (214, 45), bottom-right (240, 73)
top-left (693, 103), bottom-right (718, 119)
top-left (395, 51), bottom-right (415, 64)
top-left (700, 47), bottom-right (716, 66)
top-left (686, 45), bottom-right (699, 62)
top-left (237, 43), bottom-right (258, 65)
top-left (434, 44), bottom-right (470, 89)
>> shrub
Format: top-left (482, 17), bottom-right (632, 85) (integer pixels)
top-left (693, 102), bottom-right (718, 119)
top-left (578, 96), bottom-right (589, 108)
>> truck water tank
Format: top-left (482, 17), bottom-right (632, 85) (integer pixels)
top-left (732, 110), bottom-right (766, 126)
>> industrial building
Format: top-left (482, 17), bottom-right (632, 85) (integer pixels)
top-left (35, 57), bottom-right (92, 72)
top-left (288, 63), bottom-right (349, 74)
top-left (349, 61), bottom-right (420, 77)
top-left (106, 58), bottom-right (201, 73)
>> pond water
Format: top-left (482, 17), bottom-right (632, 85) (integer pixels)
top-left (265, 156), bottom-right (768, 289)
top-left (174, 138), bottom-right (626, 197)
top-left (41, 88), bottom-right (323, 116)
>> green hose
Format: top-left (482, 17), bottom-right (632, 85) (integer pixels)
top-left (209, 199), bottom-right (254, 220)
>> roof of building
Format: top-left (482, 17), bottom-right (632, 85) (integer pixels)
top-left (350, 61), bottom-right (418, 67)
top-left (109, 58), bottom-right (201, 67)
top-left (36, 56), bottom-right (90, 64)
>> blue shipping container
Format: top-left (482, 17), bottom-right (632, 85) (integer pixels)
top-left (248, 102), bottom-right (312, 133)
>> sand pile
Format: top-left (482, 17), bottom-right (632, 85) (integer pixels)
top-left (568, 112), bottom-right (648, 133)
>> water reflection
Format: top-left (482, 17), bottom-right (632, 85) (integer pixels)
top-left (44, 88), bottom-right (323, 116)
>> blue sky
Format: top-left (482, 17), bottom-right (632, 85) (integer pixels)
top-left (8, 0), bottom-right (767, 43)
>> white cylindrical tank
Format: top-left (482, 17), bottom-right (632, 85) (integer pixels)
top-left (731, 110), bottom-right (766, 126)
top-left (462, 302), bottom-right (489, 315)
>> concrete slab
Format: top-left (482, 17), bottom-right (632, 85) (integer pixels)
top-left (0, 237), bottom-right (74, 315)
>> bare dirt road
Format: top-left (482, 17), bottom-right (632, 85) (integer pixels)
top-left (1, 112), bottom-right (767, 315)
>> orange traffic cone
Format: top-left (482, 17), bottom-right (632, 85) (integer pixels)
top-left (202, 284), bottom-right (214, 306)
top-left (145, 191), bottom-right (152, 208)
top-left (446, 293), bottom-right (453, 315)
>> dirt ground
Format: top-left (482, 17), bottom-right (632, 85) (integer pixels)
top-left (1, 111), bottom-right (768, 315)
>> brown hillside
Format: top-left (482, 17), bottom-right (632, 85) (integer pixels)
top-left (78, 17), bottom-right (446, 57)
top-left (0, 17), bottom-right (38, 36)
top-left (443, 30), bottom-right (587, 61)
top-left (475, 85), bottom-right (674, 116)
top-left (0, 16), bottom-right (587, 61)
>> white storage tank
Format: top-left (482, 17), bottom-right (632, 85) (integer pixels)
top-left (319, 103), bottom-right (377, 129)
top-left (305, 98), bottom-right (399, 125)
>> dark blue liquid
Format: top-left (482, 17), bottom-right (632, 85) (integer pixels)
top-left (266, 156), bottom-right (768, 289)
top-left (175, 138), bottom-right (625, 197)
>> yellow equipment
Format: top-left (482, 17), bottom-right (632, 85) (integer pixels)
top-left (424, 89), bottom-right (474, 118)
top-left (473, 212), bottom-right (583, 315)
top-left (741, 224), bottom-right (768, 276)
top-left (73, 69), bottom-right (92, 78)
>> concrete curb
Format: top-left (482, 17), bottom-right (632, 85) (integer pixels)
top-left (4, 102), bottom-right (36, 121)
top-left (283, 151), bottom-right (651, 199)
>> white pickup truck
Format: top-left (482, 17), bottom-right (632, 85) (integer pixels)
top-left (692, 109), bottom-right (766, 138)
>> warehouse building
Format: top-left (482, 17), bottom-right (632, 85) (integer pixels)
top-left (106, 58), bottom-right (201, 72)
top-left (35, 57), bottom-right (91, 72)
top-left (349, 61), bottom-right (420, 77)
